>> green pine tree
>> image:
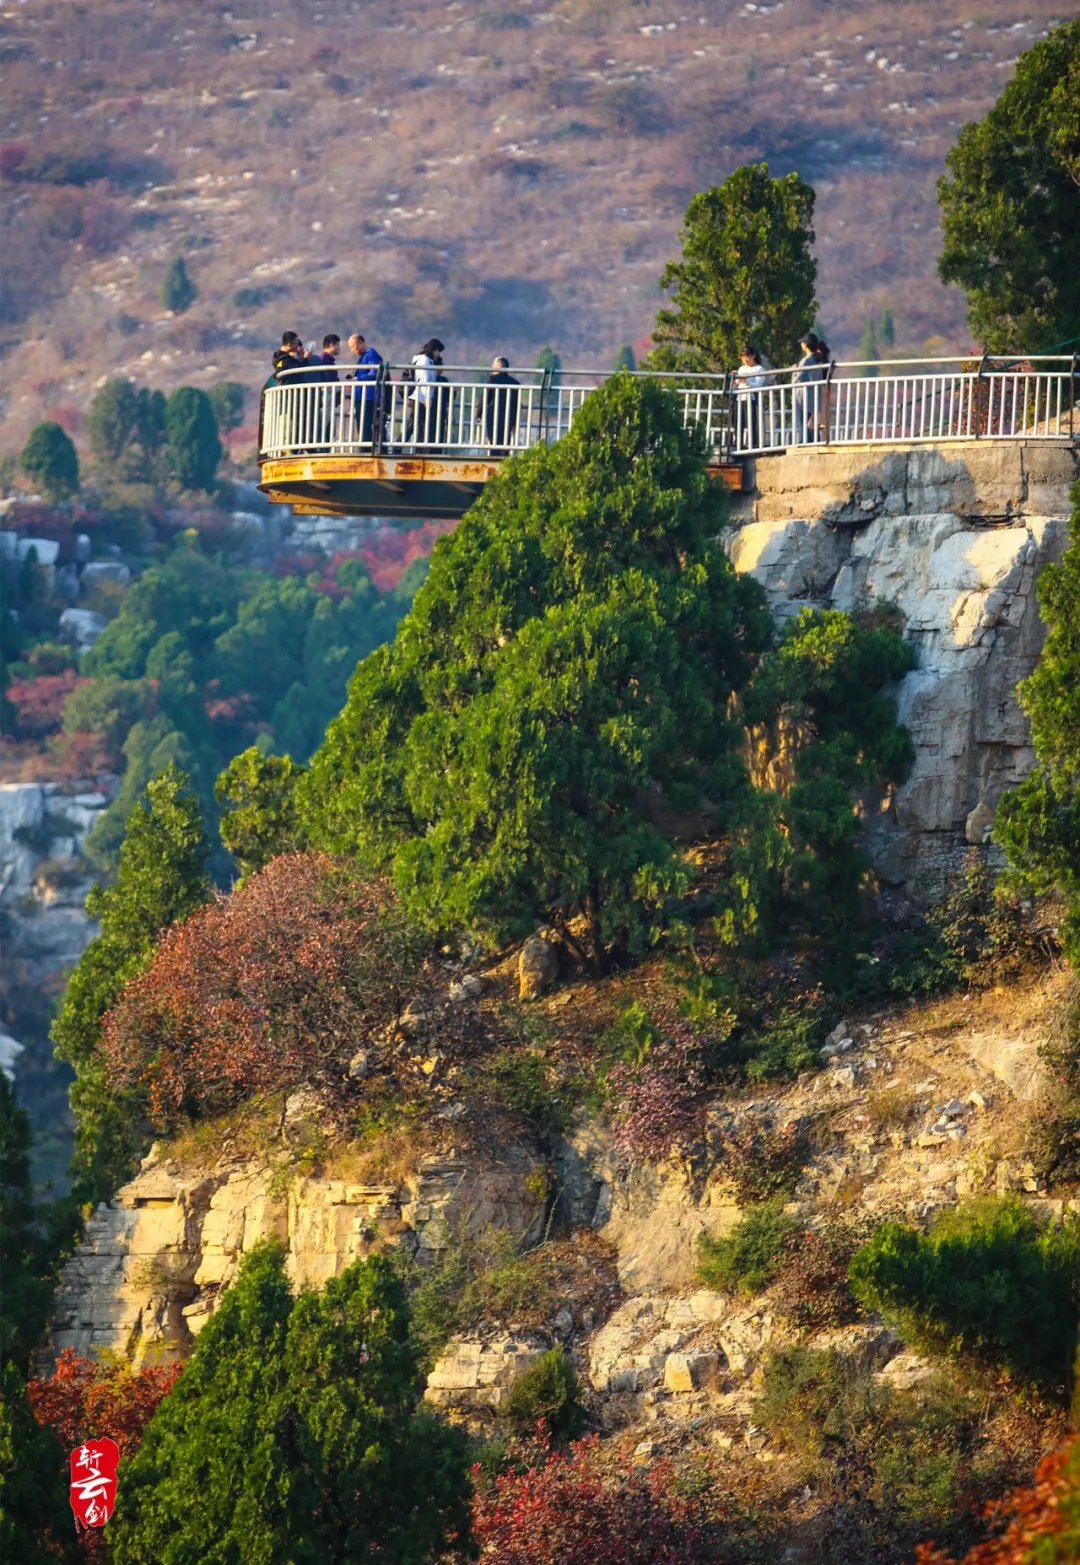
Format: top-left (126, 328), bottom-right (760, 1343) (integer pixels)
top-left (996, 481), bottom-right (1080, 962)
top-left (215, 747), bottom-right (307, 879)
top-left (52, 765), bottom-right (212, 1202)
top-left (18, 421), bottom-right (79, 500)
top-left (165, 386), bottom-right (222, 492)
top-left (302, 374), bottom-right (775, 971)
top-left (938, 17), bottom-right (1080, 352)
top-left (110, 1243), bottom-right (472, 1564)
top-left (0, 1078), bottom-right (75, 1565)
top-left (613, 344), bottom-right (636, 373)
top-left (647, 163), bottom-right (817, 373)
top-left (161, 256), bottom-right (198, 315)
top-left (87, 378), bottom-right (140, 466)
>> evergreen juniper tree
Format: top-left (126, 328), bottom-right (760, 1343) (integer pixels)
top-left (165, 386), bottom-right (222, 492)
top-left (996, 482), bottom-right (1080, 962)
top-left (215, 747), bottom-right (307, 879)
top-left (160, 255), bottom-right (197, 315)
top-left (301, 375), bottom-right (775, 971)
top-left (18, 421), bottom-right (79, 500)
top-left (301, 376), bottom-right (913, 967)
top-left (87, 378), bottom-right (140, 466)
top-left (52, 764), bottom-right (211, 1202)
top-left (0, 1079), bottom-right (74, 1565)
top-left (647, 163), bottom-right (817, 373)
top-left (938, 17), bottom-right (1080, 352)
top-left (111, 1243), bottom-right (472, 1564)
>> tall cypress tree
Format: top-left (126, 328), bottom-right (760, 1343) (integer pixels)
top-left (111, 1244), bottom-right (472, 1564)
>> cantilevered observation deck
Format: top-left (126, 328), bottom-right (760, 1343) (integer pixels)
top-left (257, 356), bottom-right (1079, 520)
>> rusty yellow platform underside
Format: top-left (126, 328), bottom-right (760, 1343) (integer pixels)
top-left (259, 453), bottom-right (743, 519)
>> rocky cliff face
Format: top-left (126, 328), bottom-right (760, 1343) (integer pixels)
top-left (727, 442), bottom-right (1079, 898)
top-left (49, 1128), bottom-right (547, 1365)
top-left (46, 967), bottom-right (1068, 1456)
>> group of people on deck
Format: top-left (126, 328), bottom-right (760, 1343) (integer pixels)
top-left (733, 332), bottom-right (833, 449)
top-left (268, 332), bottom-right (521, 454)
top-left (267, 327), bottom-right (833, 457)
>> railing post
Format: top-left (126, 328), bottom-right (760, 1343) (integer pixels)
top-left (823, 358), bottom-right (837, 445)
top-left (1072, 354), bottom-right (1079, 445)
top-left (538, 365), bottom-right (553, 446)
top-left (372, 360), bottom-right (388, 456)
top-left (974, 351), bottom-right (989, 438)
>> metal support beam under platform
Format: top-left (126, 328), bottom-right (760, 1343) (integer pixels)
top-left (259, 453), bottom-right (744, 520)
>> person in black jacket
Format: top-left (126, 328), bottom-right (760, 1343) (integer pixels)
top-left (481, 356), bottom-right (520, 455)
top-left (269, 331), bottom-right (307, 384)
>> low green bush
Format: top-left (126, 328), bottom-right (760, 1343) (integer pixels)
top-left (755, 1348), bottom-right (1014, 1560)
top-left (756, 1347), bottom-right (874, 1459)
top-left (697, 1201), bottom-right (798, 1295)
top-left (505, 1346), bottom-right (584, 1444)
top-left (849, 1198), bottom-right (1080, 1398)
top-left (1029, 984), bottom-right (1080, 1187)
top-left (480, 1049), bottom-right (578, 1135)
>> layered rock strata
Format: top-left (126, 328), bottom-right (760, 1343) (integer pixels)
top-left (727, 442), bottom-right (1078, 897)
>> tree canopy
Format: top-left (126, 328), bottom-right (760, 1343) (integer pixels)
top-left (18, 421), bottom-right (79, 500)
top-left (110, 1242), bottom-right (472, 1565)
top-left (647, 163), bottom-right (817, 372)
top-left (215, 746), bottom-right (307, 878)
top-left (0, 1080), bottom-right (75, 1565)
top-left (302, 375), bottom-right (773, 968)
top-left (301, 376), bottom-right (911, 970)
top-left (937, 17), bottom-right (1080, 353)
top-left (64, 544), bottom-right (414, 869)
top-left (51, 764), bottom-right (211, 1201)
top-left (995, 481), bottom-right (1080, 960)
top-left (165, 386), bottom-right (222, 492)
top-left (160, 255), bottom-right (197, 315)
top-left (87, 378), bottom-right (168, 481)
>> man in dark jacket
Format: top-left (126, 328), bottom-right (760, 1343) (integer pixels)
top-left (269, 331), bottom-right (307, 385)
top-left (481, 356), bottom-right (520, 455)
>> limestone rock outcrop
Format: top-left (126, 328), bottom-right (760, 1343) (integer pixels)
top-left (425, 1335), bottom-right (549, 1414)
top-left (727, 442), bottom-right (1078, 898)
top-left (554, 1111), bottom-right (741, 1292)
top-left (48, 1141), bottom-right (546, 1365)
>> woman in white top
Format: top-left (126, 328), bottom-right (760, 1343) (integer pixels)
top-left (734, 345), bottom-right (766, 450)
top-left (405, 337), bottom-right (445, 447)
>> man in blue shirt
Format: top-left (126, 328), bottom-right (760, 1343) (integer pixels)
top-left (348, 332), bottom-right (384, 446)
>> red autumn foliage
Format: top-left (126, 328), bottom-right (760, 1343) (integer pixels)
top-left (6, 670), bottom-right (86, 739)
top-left (27, 1350), bottom-right (181, 1561)
top-left (27, 1348), bottom-right (181, 1460)
top-left (359, 520), bottom-right (455, 592)
top-left (100, 853), bottom-right (438, 1123)
top-left (472, 1437), bottom-right (722, 1564)
top-left (606, 1010), bottom-right (707, 1163)
top-left (914, 1436), bottom-right (1080, 1564)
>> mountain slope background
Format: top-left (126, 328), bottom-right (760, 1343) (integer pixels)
top-left (0, 0), bottom-right (1067, 461)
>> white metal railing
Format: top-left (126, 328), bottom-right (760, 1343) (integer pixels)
top-left (259, 356), bottom-right (1079, 465)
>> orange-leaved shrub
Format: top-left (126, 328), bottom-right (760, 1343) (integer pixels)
top-left (99, 853), bottom-right (435, 1124)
